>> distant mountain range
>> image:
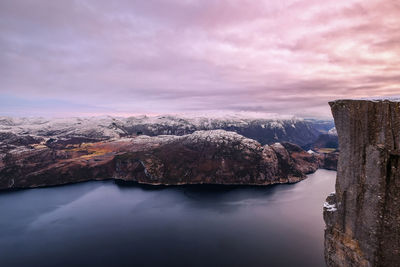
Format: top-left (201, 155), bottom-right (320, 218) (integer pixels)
top-left (0, 114), bottom-right (338, 190)
top-left (0, 114), bottom-right (337, 152)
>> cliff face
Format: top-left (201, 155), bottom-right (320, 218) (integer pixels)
top-left (0, 130), bottom-right (322, 190)
top-left (324, 99), bottom-right (400, 266)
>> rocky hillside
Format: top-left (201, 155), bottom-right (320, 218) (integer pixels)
top-left (118, 115), bottom-right (322, 147)
top-left (324, 99), bottom-right (400, 266)
top-left (0, 130), bottom-right (328, 190)
top-left (308, 128), bottom-right (338, 150)
top-left (0, 114), bottom-right (333, 149)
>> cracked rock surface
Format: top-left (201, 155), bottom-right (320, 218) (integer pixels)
top-left (324, 99), bottom-right (400, 267)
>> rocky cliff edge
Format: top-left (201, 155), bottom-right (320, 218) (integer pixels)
top-left (324, 99), bottom-right (400, 266)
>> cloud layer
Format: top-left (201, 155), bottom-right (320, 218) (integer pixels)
top-left (1, 0), bottom-right (399, 117)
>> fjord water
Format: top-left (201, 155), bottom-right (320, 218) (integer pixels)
top-left (0, 170), bottom-right (335, 267)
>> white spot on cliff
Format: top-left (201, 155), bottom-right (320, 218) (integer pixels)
top-left (324, 202), bottom-right (337, 212)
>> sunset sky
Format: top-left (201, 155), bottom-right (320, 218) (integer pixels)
top-left (1, 0), bottom-right (399, 118)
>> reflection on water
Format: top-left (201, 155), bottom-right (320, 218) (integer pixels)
top-left (0, 170), bottom-right (336, 267)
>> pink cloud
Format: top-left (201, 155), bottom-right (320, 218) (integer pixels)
top-left (0, 0), bottom-right (399, 118)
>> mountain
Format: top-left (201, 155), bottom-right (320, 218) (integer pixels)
top-left (0, 114), bottom-right (334, 149)
top-left (0, 130), bottom-right (324, 190)
top-left (0, 114), bottom-right (338, 190)
top-left (309, 128), bottom-right (339, 151)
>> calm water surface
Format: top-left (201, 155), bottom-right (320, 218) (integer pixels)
top-left (0, 169), bottom-right (336, 267)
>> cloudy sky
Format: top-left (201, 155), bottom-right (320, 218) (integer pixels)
top-left (1, 0), bottom-right (399, 118)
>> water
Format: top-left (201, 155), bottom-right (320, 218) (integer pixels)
top-left (0, 169), bottom-right (336, 267)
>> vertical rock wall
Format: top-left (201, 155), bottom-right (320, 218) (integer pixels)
top-left (324, 99), bottom-right (400, 266)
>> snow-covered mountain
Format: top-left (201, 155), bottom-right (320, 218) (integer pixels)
top-left (0, 114), bottom-right (339, 190)
top-left (0, 114), bottom-right (334, 151)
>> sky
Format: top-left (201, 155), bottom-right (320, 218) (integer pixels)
top-left (0, 0), bottom-right (399, 118)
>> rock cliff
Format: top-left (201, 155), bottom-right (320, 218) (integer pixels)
top-left (324, 99), bottom-right (400, 266)
top-left (0, 130), bottom-right (323, 190)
